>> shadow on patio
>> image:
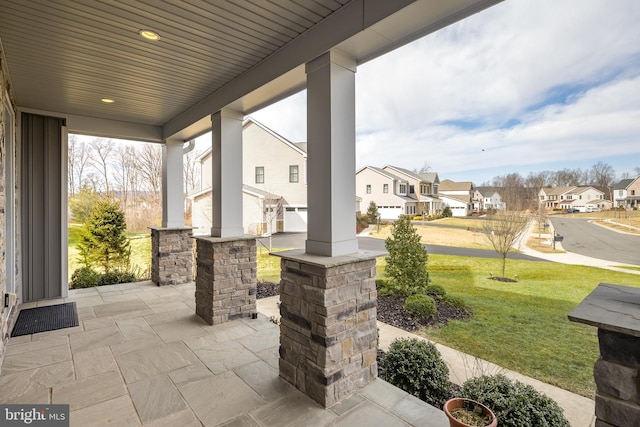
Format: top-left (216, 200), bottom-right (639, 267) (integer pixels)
top-left (0, 281), bottom-right (447, 427)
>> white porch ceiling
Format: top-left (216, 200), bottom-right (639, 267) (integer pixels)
top-left (0, 0), bottom-right (501, 142)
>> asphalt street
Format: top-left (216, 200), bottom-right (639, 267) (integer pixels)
top-left (260, 232), bottom-right (546, 262)
top-left (549, 217), bottom-right (640, 265)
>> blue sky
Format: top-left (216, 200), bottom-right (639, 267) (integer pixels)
top-left (247, 0), bottom-right (640, 185)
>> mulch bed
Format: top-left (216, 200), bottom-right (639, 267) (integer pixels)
top-left (256, 280), bottom-right (279, 299)
top-left (256, 280), bottom-right (469, 396)
top-left (256, 281), bottom-right (470, 332)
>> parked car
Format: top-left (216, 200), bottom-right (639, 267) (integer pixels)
top-left (566, 208), bottom-right (579, 213)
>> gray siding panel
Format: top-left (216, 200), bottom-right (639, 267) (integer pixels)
top-left (21, 113), bottom-right (63, 302)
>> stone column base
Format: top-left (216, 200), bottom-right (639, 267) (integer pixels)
top-left (274, 250), bottom-right (381, 407)
top-left (194, 235), bottom-right (257, 325)
top-left (569, 284), bottom-right (640, 427)
top-left (150, 227), bottom-right (194, 286)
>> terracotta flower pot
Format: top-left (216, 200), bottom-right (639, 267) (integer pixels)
top-left (443, 398), bottom-right (497, 427)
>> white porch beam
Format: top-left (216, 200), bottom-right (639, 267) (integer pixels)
top-left (305, 50), bottom-right (358, 257)
top-left (162, 139), bottom-right (185, 228)
top-left (211, 109), bottom-right (244, 237)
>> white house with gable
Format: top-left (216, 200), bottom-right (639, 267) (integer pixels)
top-left (191, 118), bottom-right (308, 235)
top-left (355, 165), bottom-right (442, 219)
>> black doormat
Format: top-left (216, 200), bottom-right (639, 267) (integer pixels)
top-left (11, 302), bottom-right (79, 337)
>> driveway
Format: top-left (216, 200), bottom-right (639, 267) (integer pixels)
top-left (549, 217), bottom-right (640, 265)
top-left (260, 233), bottom-right (545, 262)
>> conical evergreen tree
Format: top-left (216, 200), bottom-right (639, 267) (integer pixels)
top-left (384, 215), bottom-right (429, 296)
top-left (77, 200), bottom-right (131, 273)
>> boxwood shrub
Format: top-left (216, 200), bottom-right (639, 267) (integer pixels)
top-left (404, 294), bottom-right (436, 320)
top-left (459, 374), bottom-right (570, 427)
top-left (381, 338), bottom-right (451, 407)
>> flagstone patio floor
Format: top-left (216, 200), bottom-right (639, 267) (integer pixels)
top-left (0, 281), bottom-right (448, 427)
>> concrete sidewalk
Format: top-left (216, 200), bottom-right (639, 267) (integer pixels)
top-left (256, 296), bottom-right (595, 427)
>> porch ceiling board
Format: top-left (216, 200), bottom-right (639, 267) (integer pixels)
top-left (0, 0), bottom-right (500, 140)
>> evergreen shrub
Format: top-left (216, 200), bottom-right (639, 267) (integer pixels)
top-left (404, 294), bottom-right (436, 320)
top-left (381, 338), bottom-right (451, 407)
top-left (460, 374), bottom-right (570, 427)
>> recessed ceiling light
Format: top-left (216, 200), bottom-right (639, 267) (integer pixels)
top-left (139, 29), bottom-right (160, 41)
top-left (101, 98), bottom-right (115, 103)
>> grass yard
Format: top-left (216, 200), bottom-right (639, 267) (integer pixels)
top-left (257, 247), bottom-right (287, 283)
top-left (68, 223), bottom-right (152, 280)
top-left (375, 254), bottom-right (640, 398)
top-left (368, 222), bottom-right (494, 250)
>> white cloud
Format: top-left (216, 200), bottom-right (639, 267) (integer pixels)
top-left (251, 0), bottom-right (640, 182)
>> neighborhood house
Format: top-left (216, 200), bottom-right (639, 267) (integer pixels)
top-left (190, 119), bottom-right (308, 235)
top-left (355, 166), bottom-right (442, 219)
top-left (539, 186), bottom-right (611, 212)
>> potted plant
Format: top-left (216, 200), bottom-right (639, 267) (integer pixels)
top-left (443, 398), bottom-right (497, 427)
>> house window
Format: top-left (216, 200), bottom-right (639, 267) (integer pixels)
top-left (399, 184), bottom-right (406, 194)
top-left (289, 165), bottom-right (299, 183)
top-left (409, 185), bottom-right (415, 194)
top-left (619, 190), bottom-right (624, 196)
top-left (633, 190), bottom-right (636, 196)
top-left (383, 184), bottom-right (388, 193)
top-left (255, 166), bottom-right (264, 183)
top-left (366, 184), bottom-right (371, 194)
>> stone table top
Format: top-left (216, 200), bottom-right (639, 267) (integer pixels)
top-left (568, 283), bottom-right (640, 337)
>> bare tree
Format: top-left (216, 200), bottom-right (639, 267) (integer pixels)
top-left (589, 161), bottom-right (616, 201)
top-left (553, 168), bottom-right (590, 187)
top-left (262, 196), bottom-right (284, 251)
top-left (89, 137), bottom-right (115, 194)
top-left (136, 144), bottom-right (162, 198)
top-left (184, 148), bottom-right (202, 194)
top-left (68, 135), bottom-right (91, 197)
top-left (634, 167), bottom-right (640, 176)
top-left (491, 173), bottom-right (528, 210)
top-left (68, 135), bottom-right (78, 197)
top-left (413, 161), bottom-right (432, 174)
top-left (483, 210), bottom-right (532, 278)
top-left (113, 145), bottom-right (138, 210)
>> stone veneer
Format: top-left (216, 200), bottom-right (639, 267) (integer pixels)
top-left (193, 235), bottom-right (257, 325)
top-left (150, 227), bottom-right (194, 286)
top-left (275, 250), bottom-right (379, 407)
top-left (568, 283), bottom-right (640, 427)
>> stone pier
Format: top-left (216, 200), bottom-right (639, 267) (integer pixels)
top-left (194, 235), bottom-right (257, 325)
top-left (274, 250), bottom-right (380, 407)
top-left (568, 283), bottom-right (640, 427)
top-left (150, 227), bottom-right (194, 286)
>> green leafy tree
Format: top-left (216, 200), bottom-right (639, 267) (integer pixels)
top-left (77, 200), bottom-right (131, 272)
top-left (69, 185), bottom-right (104, 223)
top-left (442, 205), bottom-right (453, 217)
top-left (366, 200), bottom-right (379, 223)
top-left (384, 215), bottom-right (429, 296)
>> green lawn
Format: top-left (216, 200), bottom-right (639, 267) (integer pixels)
top-left (68, 224), bottom-right (151, 280)
top-left (379, 255), bottom-right (639, 398)
top-left (257, 247), bottom-right (286, 283)
top-left (67, 224), bottom-right (636, 397)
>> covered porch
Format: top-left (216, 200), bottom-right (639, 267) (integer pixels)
top-left (0, 0), bottom-right (510, 418)
top-left (0, 281), bottom-right (447, 426)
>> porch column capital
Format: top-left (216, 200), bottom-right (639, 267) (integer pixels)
top-left (210, 108), bottom-right (244, 237)
top-left (162, 138), bottom-right (185, 228)
top-left (304, 50), bottom-right (358, 257)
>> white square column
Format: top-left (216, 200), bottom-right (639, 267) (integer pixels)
top-left (211, 108), bottom-right (244, 237)
top-left (305, 50), bottom-right (358, 257)
top-left (162, 138), bottom-right (185, 228)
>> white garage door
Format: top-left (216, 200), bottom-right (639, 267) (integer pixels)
top-left (378, 206), bottom-right (402, 220)
top-left (284, 207), bottom-right (307, 232)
